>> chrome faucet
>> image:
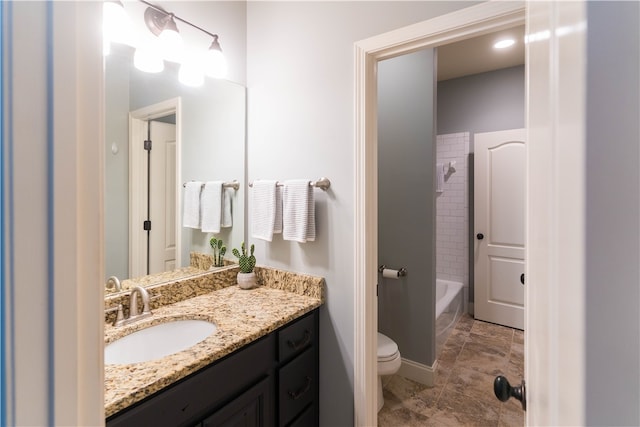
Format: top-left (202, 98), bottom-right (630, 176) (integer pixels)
top-left (128, 286), bottom-right (151, 320)
top-left (110, 286), bottom-right (152, 327)
top-left (106, 276), bottom-right (122, 292)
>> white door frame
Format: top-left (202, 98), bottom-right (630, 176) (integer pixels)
top-left (354, 3), bottom-right (525, 424)
top-left (129, 98), bottom-right (182, 278)
top-left (355, 1), bottom-right (587, 424)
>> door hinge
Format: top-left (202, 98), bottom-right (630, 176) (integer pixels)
top-left (144, 139), bottom-right (152, 151)
top-left (143, 220), bottom-right (151, 231)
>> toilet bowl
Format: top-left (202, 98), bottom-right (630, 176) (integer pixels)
top-left (377, 332), bottom-right (401, 412)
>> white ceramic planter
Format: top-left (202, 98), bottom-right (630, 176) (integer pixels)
top-left (237, 272), bottom-right (258, 289)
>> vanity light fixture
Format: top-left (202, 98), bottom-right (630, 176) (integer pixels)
top-left (493, 38), bottom-right (516, 49)
top-left (140, 0), bottom-right (227, 79)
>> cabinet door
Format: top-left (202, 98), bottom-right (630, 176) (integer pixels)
top-left (202, 376), bottom-right (274, 427)
top-left (278, 349), bottom-right (316, 426)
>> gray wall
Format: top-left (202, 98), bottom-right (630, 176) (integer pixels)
top-left (437, 65), bottom-right (525, 140)
top-left (436, 65), bottom-right (525, 305)
top-left (585, 1), bottom-right (640, 424)
top-left (378, 50), bottom-right (436, 366)
top-left (246, 2), bottom-right (477, 424)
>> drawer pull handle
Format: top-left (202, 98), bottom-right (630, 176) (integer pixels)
top-left (287, 330), bottom-right (311, 351)
top-left (288, 376), bottom-right (312, 400)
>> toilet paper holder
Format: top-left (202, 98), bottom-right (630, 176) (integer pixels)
top-left (378, 265), bottom-right (407, 278)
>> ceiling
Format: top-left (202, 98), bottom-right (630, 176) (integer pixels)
top-left (437, 25), bottom-right (525, 81)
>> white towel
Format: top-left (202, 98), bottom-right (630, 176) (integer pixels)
top-left (251, 180), bottom-right (278, 241)
top-left (283, 180), bottom-right (315, 243)
top-left (183, 181), bottom-right (202, 228)
top-left (201, 181), bottom-right (223, 233)
top-left (273, 185), bottom-right (283, 234)
top-left (436, 163), bottom-right (445, 193)
top-left (221, 187), bottom-right (233, 228)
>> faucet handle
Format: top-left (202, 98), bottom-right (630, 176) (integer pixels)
top-left (105, 303), bottom-right (124, 326)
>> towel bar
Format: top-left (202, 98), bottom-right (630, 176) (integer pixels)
top-left (182, 180), bottom-right (240, 191)
top-left (249, 177), bottom-right (331, 191)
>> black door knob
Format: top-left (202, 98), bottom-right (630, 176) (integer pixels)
top-left (520, 273), bottom-right (525, 285)
top-left (494, 375), bottom-right (526, 411)
top-left (477, 233), bottom-right (484, 240)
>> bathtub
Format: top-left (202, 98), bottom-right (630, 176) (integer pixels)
top-left (435, 279), bottom-right (464, 356)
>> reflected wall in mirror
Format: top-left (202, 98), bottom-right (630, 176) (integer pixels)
top-left (105, 43), bottom-right (246, 288)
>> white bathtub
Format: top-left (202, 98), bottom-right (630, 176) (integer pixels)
top-left (435, 279), bottom-right (464, 356)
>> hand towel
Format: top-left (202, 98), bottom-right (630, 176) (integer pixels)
top-left (251, 180), bottom-right (278, 241)
top-left (221, 187), bottom-right (233, 228)
top-left (183, 181), bottom-right (203, 228)
top-left (273, 185), bottom-right (283, 234)
top-left (283, 180), bottom-right (315, 243)
top-left (201, 181), bottom-right (223, 233)
top-left (436, 163), bottom-right (445, 193)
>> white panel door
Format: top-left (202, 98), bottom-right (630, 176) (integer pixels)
top-left (474, 128), bottom-right (525, 329)
top-left (149, 121), bottom-right (177, 274)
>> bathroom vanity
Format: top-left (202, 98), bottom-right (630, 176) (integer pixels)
top-left (104, 266), bottom-right (324, 427)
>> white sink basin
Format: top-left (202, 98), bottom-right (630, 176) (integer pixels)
top-left (105, 319), bottom-right (218, 365)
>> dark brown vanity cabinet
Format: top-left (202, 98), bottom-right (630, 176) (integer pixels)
top-left (106, 309), bottom-right (319, 427)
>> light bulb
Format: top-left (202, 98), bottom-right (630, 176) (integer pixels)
top-left (204, 39), bottom-right (227, 79)
top-left (179, 54), bottom-right (204, 87)
top-left (103, 1), bottom-right (132, 45)
top-left (158, 16), bottom-right (183, 59)
top-left (134, 44), bottom-right (164, 73)
top-left (493, 39), bottom-right (515, 49)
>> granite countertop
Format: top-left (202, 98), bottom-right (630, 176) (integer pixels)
top-left (104, 269), bottom-right (324, 418)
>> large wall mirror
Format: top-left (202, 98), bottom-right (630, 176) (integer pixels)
top-left (104, 43), bottom-right (246, 291)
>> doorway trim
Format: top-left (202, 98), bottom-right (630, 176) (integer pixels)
top-left (129, 97), bottom-right (182, 278)
top-left (353, 3), bottom-right (525, 425)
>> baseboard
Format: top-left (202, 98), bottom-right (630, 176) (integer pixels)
top-left (397, 358), bottom-right (437, 387)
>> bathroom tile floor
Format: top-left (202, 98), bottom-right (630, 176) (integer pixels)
top-left (378, 313), bottom-right (525, 426)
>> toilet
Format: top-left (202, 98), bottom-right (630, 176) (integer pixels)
top-left (377, 332), bottom-right (401, 412)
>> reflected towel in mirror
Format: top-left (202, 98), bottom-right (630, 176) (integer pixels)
top-left (183, 181), bottom-right (203, 228)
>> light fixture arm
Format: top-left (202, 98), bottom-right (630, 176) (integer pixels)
top-left (140, 0), bottom-right (219, 40)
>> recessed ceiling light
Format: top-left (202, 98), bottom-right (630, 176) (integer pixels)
top-left (494, 39), bottom-right (516, 49)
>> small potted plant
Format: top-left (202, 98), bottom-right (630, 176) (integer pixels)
top-left (232, 241), bottom-right (257, 289)
top-left (209, 237), bottom-right (227, 268)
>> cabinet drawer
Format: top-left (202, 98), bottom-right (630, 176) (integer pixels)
top-left (278, 348), bottom-right (316, 426)
top-left (278, 312), bottom-right (315, 362)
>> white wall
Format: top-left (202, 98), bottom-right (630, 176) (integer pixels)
top-left (246, 1), bottom-right (476, 424)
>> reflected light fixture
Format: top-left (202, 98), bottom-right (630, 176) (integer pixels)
top-left (103, 0), bottom-right (132, 55)
top-left (134, 43), bottom-right (164, 73)
top-left (493, 38), bottom-right (516, 49)
top-left (179, 53), bottom-right (205, 87)
top-left (204, 35), bottom-right (228, 79)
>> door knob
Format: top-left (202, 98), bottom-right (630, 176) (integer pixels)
top-left (494, 375), bottom-right (526, 411)
top-left (476, 233), bottom-right (484, 240)
top-left (520, 273), bottom-right (525, 285)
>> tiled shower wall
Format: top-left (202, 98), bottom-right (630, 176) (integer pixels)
top-left (436, 132), bottom-right (470, 285)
